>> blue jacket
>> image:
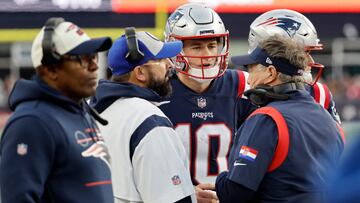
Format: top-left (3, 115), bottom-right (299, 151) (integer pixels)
top-left (216, 90), bottom-right (344, 203)
top-left (0, 77), bottom-right (114, 203)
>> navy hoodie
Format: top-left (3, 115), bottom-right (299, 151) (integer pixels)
top-left (0, 76), bottom-right (114, 203)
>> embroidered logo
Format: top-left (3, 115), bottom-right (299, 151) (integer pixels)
top-left (82, 141), bottom-right (111, 169)
top-left (74, 130), bottom-right (90, 147)
top-left (266, 57), bottom-right (273, 64)
top-left (17, 143), bottom-right (28, 156)
top-left (197, 97), bottom-right (207, 108)
top-left (171, 175), bottom-right (182, 185)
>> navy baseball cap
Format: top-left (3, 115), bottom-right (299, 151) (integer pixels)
top-left (231, 46), bottom-right (303, 76)
top-left (108, 31), bottom-right (183, 76)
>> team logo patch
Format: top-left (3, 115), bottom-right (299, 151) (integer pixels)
top-left (82, 141), bottom-right (111, 169)
top-left (239, 146), bottom-right (258, 162)
top-left (74, 130), bottom-right (90, 147)
top-left (171, 175), bottom-right (182, 185)
top-left (197, 97), bottom-right (207, 108)
top-left (17, 143), bottom-right (28, 156)
top-left (257, 17), bottom-right (302, 38)
top-left (66, 23), bottom-right (84, 36)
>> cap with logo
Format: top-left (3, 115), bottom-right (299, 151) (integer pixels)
top-left (31, 20), bottom-right (112, 68)
top-left (108, 31), bottom-right (183, 76)
top-left (231, 46), bottom-right (303, 76)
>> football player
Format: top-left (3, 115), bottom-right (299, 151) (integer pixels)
top-left (246, 9), bottom-right (341, 123)
top-left (159, 2), bottom-right (255, 197)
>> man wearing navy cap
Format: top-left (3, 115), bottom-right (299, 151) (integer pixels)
top-left (0, 17), bottom-right (113, 203)
top-left (91, 28), bottom-right (195, 203)
top-left (215, 35), bottom-right (344, 203)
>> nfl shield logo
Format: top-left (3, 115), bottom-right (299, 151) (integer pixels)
top-left (197, 97), bottom-right (207, 108)
top-left (17, 143), bottom-right (28, 156)
top-left (172, 175), bottom-right (181, 185)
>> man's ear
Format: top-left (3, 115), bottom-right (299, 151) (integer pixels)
top-left (133, 66), bottom-right (147, 82)
top-left (42, 65), bottom-right (58, 80)
top-left (264, 65), bottom-right (278, 84)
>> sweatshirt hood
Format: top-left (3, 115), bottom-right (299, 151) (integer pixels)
top-left (9, 76), bottom-right (83, 112)
top-left (90, 79), bottom-right (163, 113)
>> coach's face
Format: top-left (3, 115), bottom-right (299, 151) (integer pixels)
top-left (142, 58), bottom-right (173, 97)
top-left (54, 53), bottom-right (99, 102)
top-left (247, 63), bottom-right (271, 88)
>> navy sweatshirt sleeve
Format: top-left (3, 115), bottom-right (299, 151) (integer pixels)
top-left (0, 116), bottom-right (55, 203)
top-left (216, 171), bottom-right (255, 203)
top-left (235, 98), bottom-right (257, 130)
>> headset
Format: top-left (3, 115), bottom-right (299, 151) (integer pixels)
top-left (124, 27), bottom-right (144, 63)
top-left (41, 17), bottom-right (65, 66)
top-left (244, 82), bottom-right (304, 107)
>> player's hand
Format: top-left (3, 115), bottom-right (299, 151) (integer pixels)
top-left (195, 183), bottom-right (219, 203)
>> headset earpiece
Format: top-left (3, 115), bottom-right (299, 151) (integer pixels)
top-left (244, 87), bottom-right (270, 106)
top-left (41, 17), bottom-right (65, 66)
top-left (124, 27), bottom-right (144, 63)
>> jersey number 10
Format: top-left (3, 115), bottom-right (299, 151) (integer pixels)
top-left (175, 123), bottom-right (232, 184)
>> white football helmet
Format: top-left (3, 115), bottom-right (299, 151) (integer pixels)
top-left (248, 9), bottom-right (324, 85)
top-left (164, 3), bottom-right (229, 80)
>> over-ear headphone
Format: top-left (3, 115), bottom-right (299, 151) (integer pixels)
top-left (244, 82), bottom-right (304, 107)
top-left (124, 27), bottom-right (144, 63)
top-left (41, 17), bottom-right (65, 66)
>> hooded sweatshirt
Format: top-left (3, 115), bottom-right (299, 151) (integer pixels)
top-left (90, 80), bottom-right (195, 203)
top-left (0, 76), bottom-right (114, 203)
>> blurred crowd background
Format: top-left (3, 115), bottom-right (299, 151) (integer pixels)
top-left (0, 0), bottom-right (359, 139)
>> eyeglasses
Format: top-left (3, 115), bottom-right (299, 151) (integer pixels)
top-left (62, 53), bottom-right (98, 68)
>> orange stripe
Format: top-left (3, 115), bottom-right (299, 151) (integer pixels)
top-left (77, 136), bottom-right (103, 144)
top-left (85, 180), bottom-right (112, 187)
top-left (322, 84), bottom-right (331, 110)
top-left (336, 123), bottom-right (346, 145)
top-left (85, 128), bottom-right (98, 133)
top-left (237, 70), bottom-right (246, 97)
top-left (313, 83), bottom-right (320, 103)
top-left (248, 107), bottom-right (290, 172)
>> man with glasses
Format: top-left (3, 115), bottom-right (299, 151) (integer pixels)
top-left (0, 18), bottom-right (114, 203)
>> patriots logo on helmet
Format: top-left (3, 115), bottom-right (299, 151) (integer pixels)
top-left (168, 10), bottom-right (184, 32)
top-left (257, 17), bottom-right (302, 38)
